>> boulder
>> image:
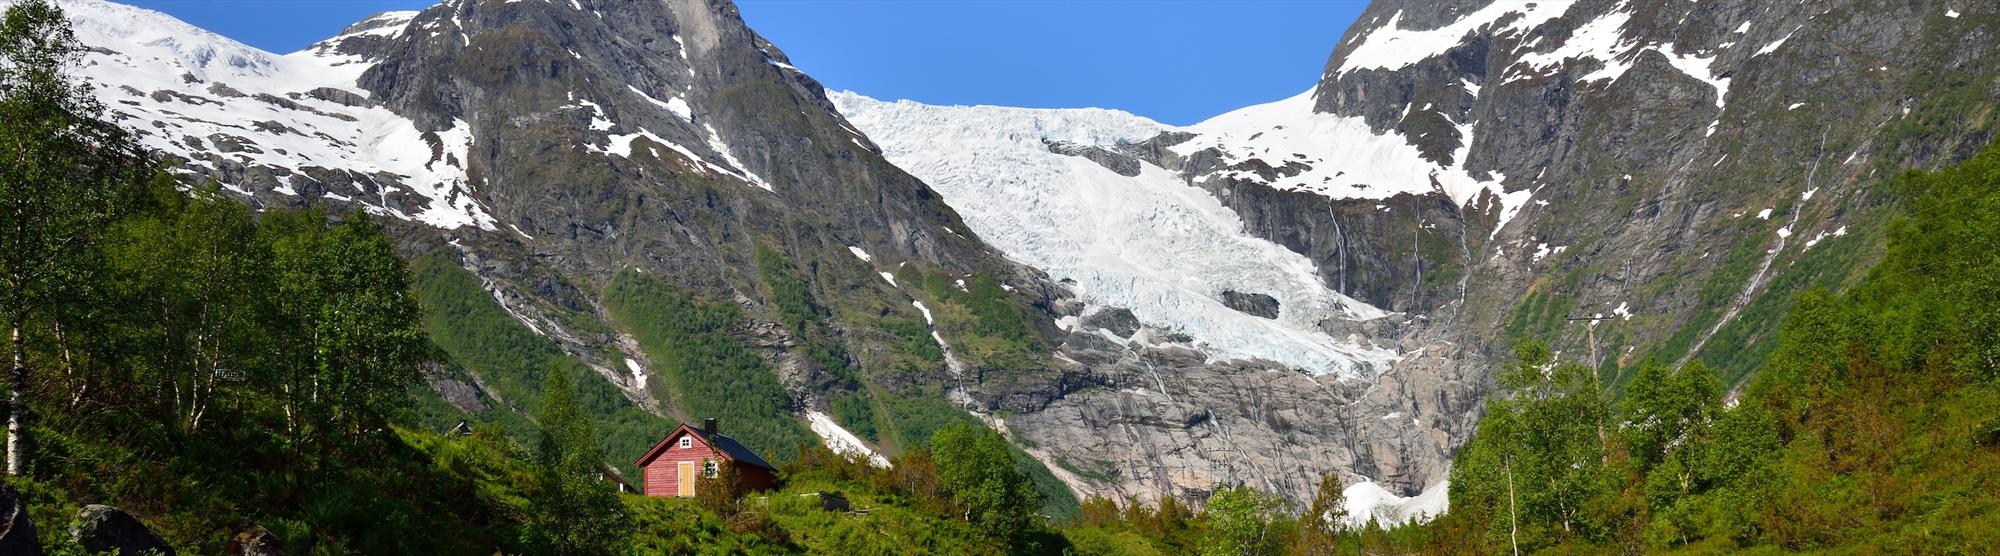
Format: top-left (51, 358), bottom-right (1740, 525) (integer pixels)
top-left (800, 491), bottom-right (849, 512)
top-left (0, 485), bottom-right (41, 556)
top-left (72, 505), bottom-right (172, 556)
top-left (226, 526), bottom-right (280, 556)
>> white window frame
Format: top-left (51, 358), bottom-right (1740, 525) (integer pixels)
top-left (703, 459), bottom-right (718, 478)
top-left (679, 436), bottom-right (691, 449)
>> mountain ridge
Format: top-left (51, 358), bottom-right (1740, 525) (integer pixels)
top-left (828, 0), bottom-right (2000, 520)
top-left (38, 0), bottom-right (2000, 528)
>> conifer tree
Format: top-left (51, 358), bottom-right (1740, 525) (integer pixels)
top-left (520, 367), bottom-right (630, 555)
top-left (1295, 472), bottom-right (1349, 555)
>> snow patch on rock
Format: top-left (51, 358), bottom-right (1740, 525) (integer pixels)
top-left (806, 411), bottom-right (890, 468)
top-left (1343, 480), bottom-right (1450, 528)
top-left (57, 0), bottom-right (498, 231)
top-left (1174, 90), bottom-right (1523, 228)
top-left (1338, 3), bottom-right (1574, 75)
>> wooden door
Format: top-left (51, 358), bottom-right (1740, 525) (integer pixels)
top-left (677, 461), bottom-right (695, 497)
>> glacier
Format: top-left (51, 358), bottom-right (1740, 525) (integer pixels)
top-left (831, 92), bottom-right (1401, 377)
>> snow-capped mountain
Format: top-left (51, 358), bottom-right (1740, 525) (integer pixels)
top-left (830, 0), bottom-right (1999, 520)
top-left (60, 1), bottom-right (495, 229)
top-left (40, 0), bottom-right (2000, 526)
top-left (49, 0), bottom-right (1029, 488)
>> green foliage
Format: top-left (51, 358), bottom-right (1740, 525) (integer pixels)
top-left (1448, 341), bottom-right (1619, 550)
top-left (756, 243), bottom-right (825, 337)
top-left (408, 253), bottom-right (668, 477)
top-left (1294, 473), bottom-right (1348, 555)
top-left (870, 385), bottom-right (973, 452)
top-left (0, 0), bottom-right (156, 474)
top-left (623, 494), bottom-right (786, 554)
top-left (37, 193), bottom-right (491, 552)
top-left (0, 7), bottom-right (1085, 553)
top-left (1502, 286), bottom-right (1576, 341)
top-left (930, 423), bottom-right (1043, 549)
top-left (957, 274), bottom-right (1039, 348)
top-left (101, 186), bottom-right (274, 436)
top-left (755, 243), bottom-right (862, 390)
top-left (1418, 140), bottom-right (2000, 554)
top-left (1621, 361), bottom-right (1722, 472)
top-left (827, 393), bottom-right (878, 443)
top-left (264, 210), bottom-right (431, 448)
top-left (895, 264), bottom-right (1041, 367)
top-left (1054, 456), bottom-right (1114, 483)
top-left (0, 0), bottom-right (152, 322)
top-left (604, 268), bottom-right (814, 460)
top-left (1199, 487), bottom-right (1292, 556)
top-left (519, 369), bottom-right (631, 555)
top-left (879, 317), bottom-right (945, 365)
top-left (694, 454), bottom-right (748, 518)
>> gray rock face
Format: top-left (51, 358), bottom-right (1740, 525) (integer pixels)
top-left (1079, 308), bottom-right (1141, 338)
top-left (88, 0), bottom-right (1039, 435)
top-left (0, 486), bottom-right (40, 556)
top-left (72, 505), bottom-right (172, 556)
top-left (971, 0), bottom-right (2000, 511)
top-left (1044, 139), bottom-right (1142, 176)
top-left (1004, 318), bottom-right (1483, 508)
top-left (1218, 291), bottom-right (1281, 319)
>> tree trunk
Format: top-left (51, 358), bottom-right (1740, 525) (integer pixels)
top-left (8, 322), bottom-right (26, 476)
top-left (1506, 456), bottom-right (1519, 556)
top-left (56, 317), bottom-right (85, 409)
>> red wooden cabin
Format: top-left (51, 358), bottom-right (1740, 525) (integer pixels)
top-left (634, 418), bottom-right (776, 497)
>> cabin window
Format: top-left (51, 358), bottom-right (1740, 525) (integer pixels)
top-left (703, 459), bottom-right (718, 478)
top-left (679, 437), bottom-right (691, 449)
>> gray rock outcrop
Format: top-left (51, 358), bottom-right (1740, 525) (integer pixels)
top-left (0, 486), bottom-right (40, 556)
top-left (1218, 291), bottom-right (1281, 319)
top-left (72, 505), bottom-right (172, 556)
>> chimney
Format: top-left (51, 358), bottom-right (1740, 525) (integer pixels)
top-left (702, 417), bottom-right (717, 434)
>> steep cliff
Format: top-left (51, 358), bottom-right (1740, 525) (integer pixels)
top-left (60, 0), bottom-right (1073, 492)
top-left (835, 0), bottom-right (2000, 520)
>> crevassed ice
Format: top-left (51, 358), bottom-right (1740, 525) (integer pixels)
top-left (832, 92), bottom-right (1400, 377)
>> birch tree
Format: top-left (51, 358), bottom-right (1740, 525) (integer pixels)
top-left (0, 0), bottom-right (151, 475)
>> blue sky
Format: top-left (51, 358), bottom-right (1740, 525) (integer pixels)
top-left (124, 0), bottom-right (1365, 125)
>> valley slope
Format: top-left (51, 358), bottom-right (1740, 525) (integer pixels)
top-left (46, 0), bottom-right (2000, 526)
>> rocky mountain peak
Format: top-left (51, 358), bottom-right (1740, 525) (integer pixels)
top-left (835, 0), bottom-right (2000, 521)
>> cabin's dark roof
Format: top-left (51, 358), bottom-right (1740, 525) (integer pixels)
top-left (697, 431), bottom-right (777, 472)
top-left (633, 423), bottom-right (777, 471)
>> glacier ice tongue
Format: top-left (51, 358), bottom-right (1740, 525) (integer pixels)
top-left (832, 92), bottom-right (1400, 377)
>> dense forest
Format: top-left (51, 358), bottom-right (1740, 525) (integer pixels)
top-left (2, 0), bottom-right (1997, 553)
